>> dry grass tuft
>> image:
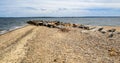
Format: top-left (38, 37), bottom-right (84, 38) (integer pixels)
top-left (108, 48), bottom-right (119, 56)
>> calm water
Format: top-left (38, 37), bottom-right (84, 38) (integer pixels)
top-left (0, 17), bottom-right (120, 34)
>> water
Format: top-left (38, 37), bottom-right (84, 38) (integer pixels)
top-left (0, 17), bottom-right (120, 34)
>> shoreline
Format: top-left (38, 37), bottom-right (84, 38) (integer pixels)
top-left (0, 24), bottom-right (28, 36)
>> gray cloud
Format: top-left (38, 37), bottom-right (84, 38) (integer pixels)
top-left (58, 8), bottom-right (67, 11)
top-left (40, 8), bottom-right (47, 11)
top-left (0, 0), bottom-right (120, 17)
top-left (22, 7), bottom-right (38, 10)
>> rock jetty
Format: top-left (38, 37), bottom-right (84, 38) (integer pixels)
top-left (27, 20), bottom-right (119, 38)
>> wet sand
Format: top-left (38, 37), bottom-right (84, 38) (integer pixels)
top-left (0, 25), bottom-right (120, 63)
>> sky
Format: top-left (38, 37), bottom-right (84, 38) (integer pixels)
top-left (0, 0), bottom-right (120, 17)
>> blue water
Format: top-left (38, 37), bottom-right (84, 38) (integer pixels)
top-left (0, 17), bottom-right (120, 34)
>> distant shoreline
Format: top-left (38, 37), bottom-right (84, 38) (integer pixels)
top-left (1, 16), bottom-right (120, 18)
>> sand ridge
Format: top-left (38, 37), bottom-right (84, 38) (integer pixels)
top-left (0, 25), bottom-right (120, 63)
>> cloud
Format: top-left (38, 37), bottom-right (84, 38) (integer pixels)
top-left (0, 0), bottom-right (120, 17)
top-left (23, 7), bottom-right (38, 10)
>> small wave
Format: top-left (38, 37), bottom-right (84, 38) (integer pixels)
top-left (9, 24), bottom-right (27, 31)
top-left (9, 26), bottom-right (23, 31)
top-left (0, 24), bottom-right (27, 35)
top-left (0, 30), bottom-right (8, 34)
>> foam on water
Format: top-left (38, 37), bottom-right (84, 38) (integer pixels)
top-left (9, 24), bottom-right (27, 31)
top-left (0, 30), bottom-right (8, 34)
top-left (0, 24), bottom-right (27, 35)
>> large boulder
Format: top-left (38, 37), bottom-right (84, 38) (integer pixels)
top-left (27, 21), bottom-right (38, 26)
top-left (27, 20), bottom-right (44, 26)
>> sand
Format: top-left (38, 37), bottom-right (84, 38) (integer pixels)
top-left (0, 25), bottom-right (120, 63)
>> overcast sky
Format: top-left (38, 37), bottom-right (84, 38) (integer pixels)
top-left (0, 0), bottom-right (120, 17)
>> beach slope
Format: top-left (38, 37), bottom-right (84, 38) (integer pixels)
top-left (0, 25), bottom-right (120, 63)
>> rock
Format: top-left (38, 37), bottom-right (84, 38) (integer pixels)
top-left (47, 24), bottom-right (56, 28)
top-left (73, 24), bottom-right (78, 27)
top-left (117, 32), bottom-right (120, 34)
top-left (88, 26), bottom-right (96, 30)
top-left (90, 26), bottom-right (103, 32)
top-left (81, 30), bottom-right (89, 34)
top-left (27, 21), bottom-right (37, 26)
top-left (63, 23), bottom-right (72, 27)
top-left (37, 21), bottom-right (46, 26)
top-left (95, 26), bottom-right (103, 31)
top-left (98, 27), bottom-right (103, 31)
top-left (79, 25), bottom-right (89, 30)
top-left (107, 29), bottom-right (116, 32)
top-left (42, 22), bottom-right (49, 26)
top-left (55, 25), bottom-right (64, 29)
top-left (27, 21), bottom-right (35, 25)
top-left (100, 30), bottom-right (106, 34)
top-left (54, 21), bottom-right (61, 25)
top-left (45, 22), bottom-right (58, 28)
top-left (47, 25), bottom-right (53, 28)
top-left (27, 20), bottom-right (45, 26)
top-left (108, 33), bottom-right (114, 38)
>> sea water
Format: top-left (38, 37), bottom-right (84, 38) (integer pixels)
top-left (0, 17), bottom-right (120, 34)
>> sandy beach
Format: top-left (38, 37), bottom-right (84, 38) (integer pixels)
top-left (0, 22), bottom-right (120, 63)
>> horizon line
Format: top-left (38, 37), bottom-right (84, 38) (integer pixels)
top-left (0, 16), bottom-right (120, 18)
